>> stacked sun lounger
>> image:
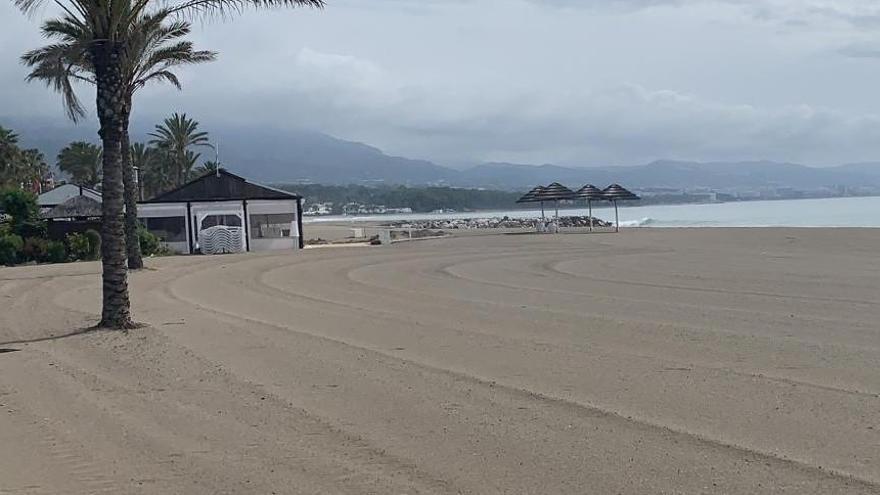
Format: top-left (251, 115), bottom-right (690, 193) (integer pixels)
top-left (199, 225), bottom-right (244, 254)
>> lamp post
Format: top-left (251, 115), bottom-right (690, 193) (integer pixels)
top-left (133, 166), bottom-right (143, 201)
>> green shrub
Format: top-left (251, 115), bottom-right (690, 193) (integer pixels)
top-left (137, 224), bottom-right (161, 256)
top-left (0, 234), bottom-right (23, 266)
top-left (46, 241), bottom-right (67, 264)
top-left (84, 229), bottom-right (101, 260)
top-left (0, 189), bottom-right (39, 224)
top-left (67, 231), bottom-right (101, 261)
top-left (67, 232), bottom-right (89, 261)
top-left (22, 237), bottom-right (49, 262)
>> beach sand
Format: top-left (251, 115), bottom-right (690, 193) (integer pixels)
top-left (1, 228), bottom-right (878, 494)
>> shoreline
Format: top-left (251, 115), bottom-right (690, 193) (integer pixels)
top-left (303, 195), bottom-right (880, 229)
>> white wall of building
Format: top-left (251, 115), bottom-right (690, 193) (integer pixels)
top-left (247, 199), bottom-right (300, 252)
top-left (138, 198), bottom-right (301, 255)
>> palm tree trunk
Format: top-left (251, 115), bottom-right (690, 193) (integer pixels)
top-left (121, 102), bottom-right (144, 270)
top-left (93, 41), bottom-right (134, 329)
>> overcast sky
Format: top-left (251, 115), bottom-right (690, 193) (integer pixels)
top-left (4, 0), bottom-right (880, 166)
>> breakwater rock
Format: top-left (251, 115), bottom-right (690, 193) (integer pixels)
top-left (383, 216), bottom-right (611, 230)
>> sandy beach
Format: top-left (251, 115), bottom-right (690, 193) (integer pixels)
top-left (1, 228), bottom-right (879, 494)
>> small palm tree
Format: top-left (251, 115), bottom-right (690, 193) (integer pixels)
top-left (0, 127), bottom-right (22, 187)
top-left (57, 142), bottom-right (102, 188)
top-left (0, 128), bottom-right (51, 191)
top-left (149, 113), bottom-right (212, 186)
top-left (131, 142), bottom-right (175, 199)
top-left (15, 0), bottom-right (324, 329)
top-left (23, 12), bottom-right (217, 269)
top-left (193, 159), bottom-right (220, 177)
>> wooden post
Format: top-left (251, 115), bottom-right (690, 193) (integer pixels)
top-left (614, 200), bottom-right (620, 233)
top-left (588, 200), bottom-right (593, 232)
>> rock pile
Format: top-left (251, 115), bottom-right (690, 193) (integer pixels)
top-left (383, 216), bottom-right (611, 230)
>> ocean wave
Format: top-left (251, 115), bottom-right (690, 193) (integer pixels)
top-left (619, 217), bottom-right (655, 227)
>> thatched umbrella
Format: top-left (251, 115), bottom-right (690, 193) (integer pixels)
top-left (575, 184), bottom-right (604, 231)
top-left (534, 182), bottom-right (576, 224)
top-left (517, 185), bottom-right (548, 220)
top-left (602, 184), bottom-right (640, 232)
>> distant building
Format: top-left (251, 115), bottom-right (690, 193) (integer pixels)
top-left (37, 184), bottom-right (102, 212)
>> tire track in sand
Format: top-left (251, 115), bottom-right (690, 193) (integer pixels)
top-left (162, 254), bottom-right (880, 492)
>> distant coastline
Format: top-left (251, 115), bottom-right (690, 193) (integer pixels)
top-left (304, 195), bottom-right (880, 228)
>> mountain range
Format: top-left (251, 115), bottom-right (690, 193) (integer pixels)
top-left (5, 116), bottom-right (880, 191)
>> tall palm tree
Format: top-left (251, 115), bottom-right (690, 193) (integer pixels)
top-left (148, 113), bottom-right (211, 186)
top-left (57, 141), bottom-right (102, 188)
top-left (23, 12), bottom-right (216, 270)
top-left (14, 0), bottom-right (324, 328)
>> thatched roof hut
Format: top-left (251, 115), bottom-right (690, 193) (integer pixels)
top-left (42, 195), bottom-right (102, 220)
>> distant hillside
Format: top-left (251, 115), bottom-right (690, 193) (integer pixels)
top-left (208, 127), bottom-right (452, 185)
top-left (4, 115), bottom-right (880, 191)
top-left (457, 160), bottom-right (880, 190)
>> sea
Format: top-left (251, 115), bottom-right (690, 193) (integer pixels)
top-left (305, 196), bottom-right (880, 228)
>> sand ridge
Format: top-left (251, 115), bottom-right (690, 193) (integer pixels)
top-left (1, 228), bottom-right (879, 494)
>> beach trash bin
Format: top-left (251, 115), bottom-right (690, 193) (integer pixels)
top-left (378, 230), bottom-right (392, 245)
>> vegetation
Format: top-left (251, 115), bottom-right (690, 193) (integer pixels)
top-left (280, 184), bottom-right (526, 214)
top-left (23, 12), bottom-right (217, 271)
top-left (14, 0), bottom-right (324, 328)
top-left (67, 232), bottom-right (97, 261)
top-left (149, 113), bottom-right (213, 186)
top-left (137, 224), bottom-right (161, 256)
top-left (0, 127), bottom-right (52, 192)
top-left (1, 189), bottom-right (45, 239)
top-left (0, 234), bottom-right (24, 266)
top-left (57, 142), bottom-right (102, 188)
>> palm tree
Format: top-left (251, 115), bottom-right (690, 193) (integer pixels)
top-left (0, 128), bottom-right (51, 191)
top-left (0, 127), bottom-right (22, 188)
top-left (57, 142), bottom-right (102, 188)
top-left (193, 159), bottom-right (220, 177)
top-left (14, 0), bottom-right (324, 328)
top-left (149, 113), bottom-right (211, 186)
top-left (131, 142), bottom-right (173, 199)
top-left (23, 12), bottom-right (216, 270)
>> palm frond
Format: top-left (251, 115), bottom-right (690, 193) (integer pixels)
top-left (165, 0), bottom-right (324, 18)
top-left (138, 69), bottom-right (182, 89)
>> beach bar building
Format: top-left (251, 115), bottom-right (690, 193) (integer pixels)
top-left (138, 169), bottom-right (304, 254)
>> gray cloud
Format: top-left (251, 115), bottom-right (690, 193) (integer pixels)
top-left (4, 0), bottom-right (880, 166)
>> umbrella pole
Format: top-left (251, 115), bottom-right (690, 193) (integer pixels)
top-left (614, 200), bottom-right (619, 233)
top-left (588, 200), bottom-right (593, 232)
top-left (556, 200), bottom-right (560, 233)
top-left (541, 201), bottom-right (545, 220)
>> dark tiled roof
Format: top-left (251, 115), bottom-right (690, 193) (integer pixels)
top-left (42, 195), bottom-right (103, 219)
top-left (144, 169), bottom-right (301, 203)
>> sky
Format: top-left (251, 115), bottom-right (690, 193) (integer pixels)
top-left (4, 0), bottom-right (880, 167)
